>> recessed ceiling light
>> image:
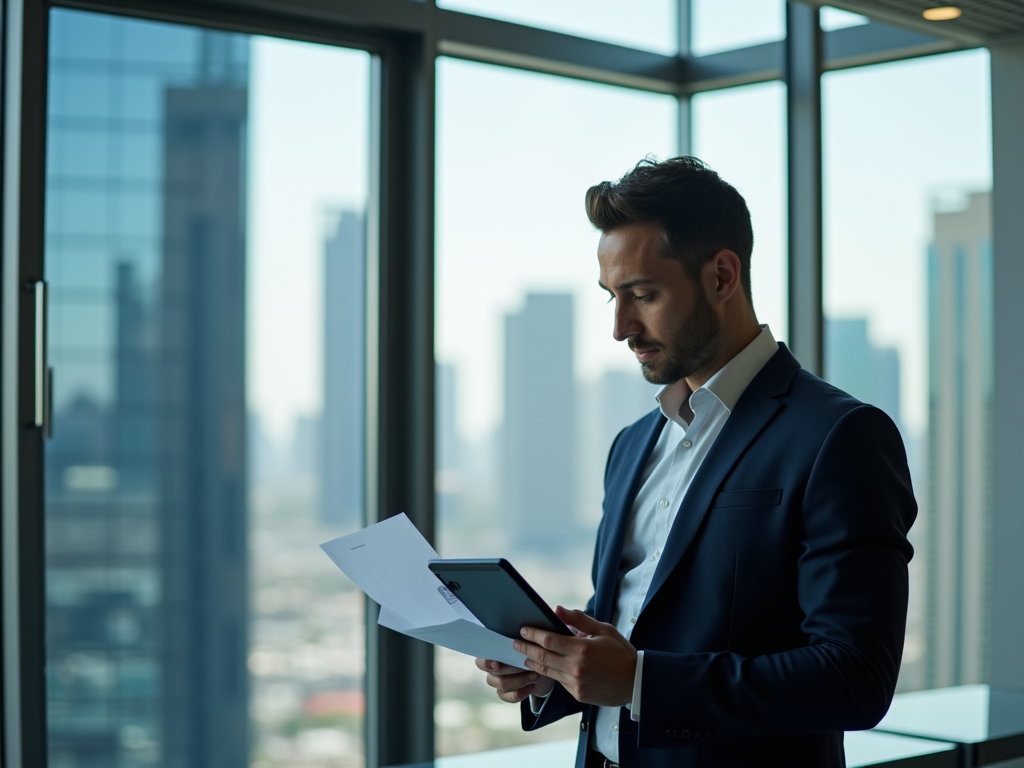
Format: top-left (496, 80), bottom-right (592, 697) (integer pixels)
top-left (923, 6), bottom-right (962, 21)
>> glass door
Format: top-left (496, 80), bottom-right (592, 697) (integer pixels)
top-left (44, 9), bottom-right (371, 766)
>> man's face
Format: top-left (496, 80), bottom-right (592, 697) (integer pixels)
top-left (597, 222), bottom-right (722, 385)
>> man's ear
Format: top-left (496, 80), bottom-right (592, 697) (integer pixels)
top-left (705, 249), bottom-right (743, 304)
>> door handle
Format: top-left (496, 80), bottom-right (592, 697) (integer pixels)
top-left (33, 280), bottom-right (52, 438)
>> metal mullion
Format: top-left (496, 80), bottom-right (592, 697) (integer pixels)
top-left (2, 1), bottom-right (51, 767)
top-left (57, 0), bottom-right (427, 36)
top-left (54, 0), bottom-right (398, 56)
top-left (785, 2), bottom-right (823, 377)
top-left (365, 26), bottom-right (436, 768)
top-left (435, 8), bottom-right (681, 93)
top-left (684, 40), bottom-right (784, 93)
top-left (677, 0), bottom-right (691, 153)
top-left (56, 0), bottom-right (977, 103)
top-left (823, 20), bottom-right (963, 71)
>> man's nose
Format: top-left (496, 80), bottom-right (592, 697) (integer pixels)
top-left (612, 302), bottom-right (639, 342)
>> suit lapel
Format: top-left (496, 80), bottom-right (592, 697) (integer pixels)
top-left (640, 345), bottom-right (800, 614)
top-left (594, 409), bottom-right (665, 622)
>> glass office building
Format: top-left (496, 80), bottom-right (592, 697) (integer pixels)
top-left (3, 2), bottom-right (1022, 768)
top-left (46, 16), bottom-right (250, 766)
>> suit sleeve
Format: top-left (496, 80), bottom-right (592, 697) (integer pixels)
top-left (637, 405), bottom-right (916, 745)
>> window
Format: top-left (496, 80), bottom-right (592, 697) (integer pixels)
top-left (437, 0), bottom-right (677, 55)
top-left (434, 57), bottom-right (675, 756)
top-left (691, 81), bottom-right (788, 342)
top-left (0, 2), bottom-right (1014, 767)
top-left (822, 49), bottom-right (992, 692)
top-left (690, 0), bottom-right (785, 56)
top-left (45, 10), bottom-right (371, 765)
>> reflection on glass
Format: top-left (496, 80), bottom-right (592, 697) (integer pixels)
top-left (692, 82), bottom-right (788, 342)
top-left (435, 57), bottom-right (674, 757)
top-left (690, 0), bottom-right (785, 56)
top-left (46, 10), bottom-right (369, 767)
top-left (438, 0), bottom-right (676, 55)
top-left (822, 50), bottom-right (992, 693)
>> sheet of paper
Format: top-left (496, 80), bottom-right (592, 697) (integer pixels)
top-left (320, 513), bottom-right (481, 628)
top-left (378, 607), bottom-right (528, 670)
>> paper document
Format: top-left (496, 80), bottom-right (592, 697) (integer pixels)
top-left (320, 514), bottom-right (529, 669)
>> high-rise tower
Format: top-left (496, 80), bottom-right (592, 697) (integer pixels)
top-left (925, 191), bottom-right (992, 688)
top-left (501, 293), bottom-right (576, 551)
top-left (825, 317), bottom-right (902, 432)
top-left (159, 76), bottom-right (250, 767)
top-left (320, 210), bottom-right (366, 528)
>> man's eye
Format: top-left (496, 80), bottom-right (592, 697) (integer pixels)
top-left (634, 293), bottom-right (653, 303)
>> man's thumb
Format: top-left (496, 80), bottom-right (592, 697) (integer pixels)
top-left (555, 605), bottom-right (605, 636)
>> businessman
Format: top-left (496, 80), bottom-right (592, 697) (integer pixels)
top-left (476, 156), bottom-right (917, 767)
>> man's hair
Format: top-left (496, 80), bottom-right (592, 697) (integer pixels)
top-left (585, 156), bottom-right (754, 303)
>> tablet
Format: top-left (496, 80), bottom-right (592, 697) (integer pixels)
top-left (427, 558), bottom-right (572, 639)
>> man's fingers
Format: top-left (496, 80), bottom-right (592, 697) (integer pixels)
top-left (486, 670), bottom-right (540, 694)
top-left (497, 683), bottom-right (535, 703)
top-left (475, 658), bottom-right (526, 676)
top-left (518, 625), bottom-right (573, 656)
top-left (554, 605), bottom-right (612, 637)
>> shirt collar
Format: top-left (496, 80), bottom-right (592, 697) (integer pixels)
top-left (655, 325), bottom-right (779, 429)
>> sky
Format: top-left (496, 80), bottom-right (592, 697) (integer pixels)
top-left (244, 13), bottom-right (991, 444)
top-left (822, 49), bottom-right (992, 435)
top-left (247, 39), bottom-right (369, 439)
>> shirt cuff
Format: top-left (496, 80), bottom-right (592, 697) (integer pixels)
top-left (630, 651), bottom-right (644, 722)
top-left (528, 686), bottom-right (553, 716)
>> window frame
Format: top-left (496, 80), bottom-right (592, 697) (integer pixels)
top-left (0, 1), bottom-right (988, 766)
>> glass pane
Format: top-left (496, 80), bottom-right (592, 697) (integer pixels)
top-left (438, 0), bottom-right (677, 55)
top-left (820, 6), bottom-right (870, 31)
top-left (822, 50), bottom-right (992, 692)
top-left (435, 57), bottom-right (675, 757)
top-left (692, 81), bottom-right (788, 342)
top-left (45, 9), bottom-right (371, 767)
top-left (690, 0), bottom-right (785, 56)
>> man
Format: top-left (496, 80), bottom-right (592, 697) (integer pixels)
top-left (475, 156), bottom-right (916, 767)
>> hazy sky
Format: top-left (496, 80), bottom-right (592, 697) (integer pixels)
top-left (244, 20), bottom-right (991, 444)
top-left (823, 49), bottom-right (991, 435)
top-left (247, 39), bottom-right (369, 439)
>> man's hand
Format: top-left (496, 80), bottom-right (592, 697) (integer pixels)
top-left (475, 657), bottom-right (554, 703)
top-left (514, 605), bottom-right (637, 707)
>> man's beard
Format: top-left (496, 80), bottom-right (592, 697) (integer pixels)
top-left (631, 285), bottom-right (722, 385)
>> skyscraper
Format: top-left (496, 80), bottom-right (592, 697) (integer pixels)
top-left (501, 293), bottom-right (576, 551)
top-left (577, 369), bottom-right (659, 526)
top-left (320, 210), bottom-right (365, 528)
top-left (159, 76), bottom-right (250, 767)
top-left (436, 362), bottom-right (464, 524)
top-left (925, 191), bottom-right (992, 688)
top-left (825, 317), bottom-right (902, 432)
top-left (45, 13), bottom-right (251, 766)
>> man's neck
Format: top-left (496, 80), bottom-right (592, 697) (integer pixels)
top-left (685, 319), bottom-right (763, 392)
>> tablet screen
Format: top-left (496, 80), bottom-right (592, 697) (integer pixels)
top-left (428, 558), bottom-right (572, 639)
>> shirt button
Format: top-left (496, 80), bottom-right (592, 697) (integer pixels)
top-left (650, 554), bottom-right (657, 562)
top-left (659, 499), bottom-right (669, 508)
top-left (612, 723), bottom-right (618, 730)
top-left (683, 440), bottom-right (692, 448)
top-left (631, 616), bottom-right (637, 624)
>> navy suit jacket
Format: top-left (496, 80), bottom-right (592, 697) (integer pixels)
top-left (522, 344), bottom-right (917, 768)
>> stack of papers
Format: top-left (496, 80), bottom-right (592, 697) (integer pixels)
top-left (320, 514), bottom-right (530, 669)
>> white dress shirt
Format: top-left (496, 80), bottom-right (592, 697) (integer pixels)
top-left (532, 326), bottom-right (779, 764)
